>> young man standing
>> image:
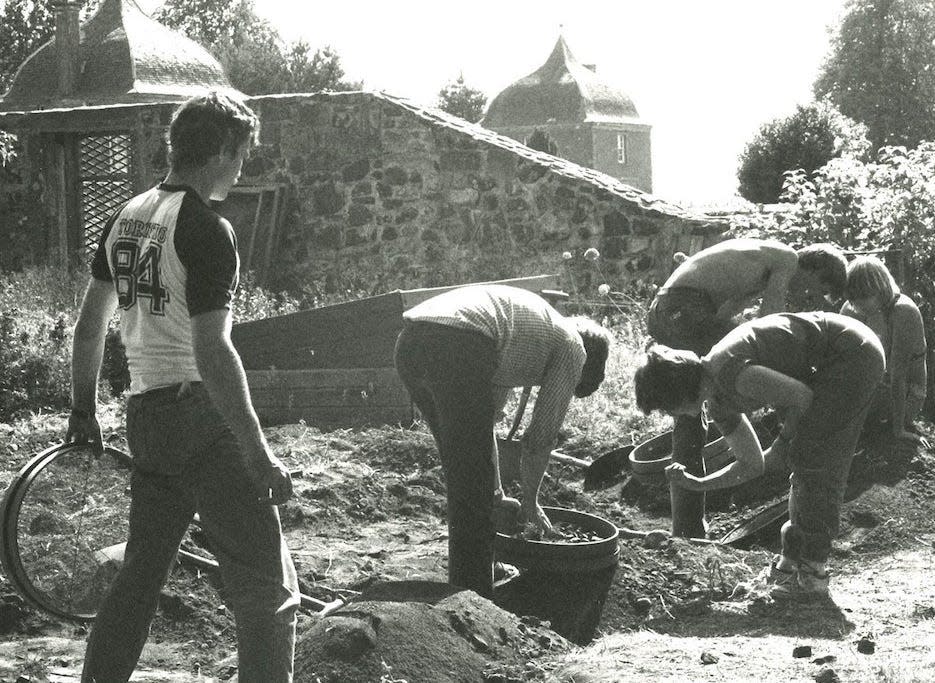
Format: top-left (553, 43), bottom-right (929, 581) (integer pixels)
top-left (67, 91), bottom-right (299, 682)
top-left (646, 238), bottom-right (848, 537)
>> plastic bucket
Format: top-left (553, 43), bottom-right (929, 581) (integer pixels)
top-left (494, 506), bottom-right (619, 573)
top-left (493, 506), bottom-right (619, 644)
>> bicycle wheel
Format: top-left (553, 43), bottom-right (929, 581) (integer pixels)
top-left (0, 442), bottom-right (132, 621)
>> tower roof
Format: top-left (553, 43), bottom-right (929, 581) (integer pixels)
top-left (483, 35), bottom-right (641, 127)
top-left (0, 0), bottom-right (239, 112)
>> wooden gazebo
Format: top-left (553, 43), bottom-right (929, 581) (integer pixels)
top-left (0, 0), bottom-right (241, 265)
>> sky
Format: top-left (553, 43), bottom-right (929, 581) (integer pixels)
top-left (142, 1), bottom-right (848, 205)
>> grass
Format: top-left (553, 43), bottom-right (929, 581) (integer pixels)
top-left (0, 266), bottom-right (661, 466)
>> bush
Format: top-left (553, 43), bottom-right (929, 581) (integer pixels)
top-left (0, 267), bottom-right (303, 421)
top-left (0, 268), bottom-right (84, 420)
top-left (232, 271), bottom-right (300, 323)
top-left (737, 101), bottom-right (870, 204)
top-left (731, 143), bottom-right (935, 413)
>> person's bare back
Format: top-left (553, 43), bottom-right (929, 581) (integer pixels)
top-left (663, 238), bottom-right (798, 320)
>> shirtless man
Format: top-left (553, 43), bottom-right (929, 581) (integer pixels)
top-left (647, 238), bottom-right (847, 537)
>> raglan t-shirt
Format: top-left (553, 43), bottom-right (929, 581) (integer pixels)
top-left (403, 284), bottom-right (585, 452)
top-left (91, 183), bottom-right (238, 395)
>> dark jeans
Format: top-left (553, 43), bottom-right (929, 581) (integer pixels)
top-left (82, 382), bottom-right (299, 683)
top-left (394, 321), bottom-right (499, 598)
top-left (646, 287), bottom-right (736, 356)
top-left (783, 335), bottom-right (886, 563)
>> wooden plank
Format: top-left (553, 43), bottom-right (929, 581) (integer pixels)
top-left (232, 274), bottom-right (563, 371)
top-left (246, 367), bottom-right (412, 427)
top-left (246, 367), bottom-right (409, 405)
top-left (232, 291), bottom-right (406, 370)
top-left (244, 188), bottom-right (265, 268)
top-left (256, 186), bottom-right (284, 284)
top-left (398, 274), bottom-right (560, 309)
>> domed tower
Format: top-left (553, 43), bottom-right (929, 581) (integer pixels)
top-left (483, 35), bottom-right (652, 192)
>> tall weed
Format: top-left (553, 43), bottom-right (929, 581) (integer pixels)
top-left (0, 267), bottom-right (85, 420)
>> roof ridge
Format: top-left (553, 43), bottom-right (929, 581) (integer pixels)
top-left (370, 90), bottom-right (710, 223)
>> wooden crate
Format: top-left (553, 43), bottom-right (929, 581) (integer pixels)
top-left (232, 274), bottom-right (561, 427)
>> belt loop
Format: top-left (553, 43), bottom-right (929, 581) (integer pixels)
top-left (176, 381), bottom-right (191, 399)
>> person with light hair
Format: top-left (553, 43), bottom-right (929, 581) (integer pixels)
top-left (840, 255), bottom-right (927, 442)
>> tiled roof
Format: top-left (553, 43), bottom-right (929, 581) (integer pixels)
top-left (482, 36), bottom-right (642, 128)
top-left (296, 90), bottom-right (715, 225)
top-left (0, 0), bottom-right (239, 111)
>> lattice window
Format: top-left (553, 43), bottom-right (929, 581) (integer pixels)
top-left (79, 134), bottom-right (133, 259)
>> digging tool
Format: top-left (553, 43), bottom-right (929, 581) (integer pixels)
top-left (176, 548), bottom-right (346, 616)
top-left (92, 540), bottom-right (345, 616)
top-left (614, 526), bottom-right (723, 547)
top-left (499, 387), bottom-right (633, 490)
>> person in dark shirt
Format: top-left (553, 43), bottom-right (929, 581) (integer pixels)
top-left (646, 238), bottom-right (848, 538)
top-left (634, 312), bottom-right (884, 599)
top-left (67, 91), bottom-right (299, 682)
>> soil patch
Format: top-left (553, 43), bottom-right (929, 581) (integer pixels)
top-left (2, 416), bottom-right (935, 682)
top-left (294, 582), bottom-right (570, 682)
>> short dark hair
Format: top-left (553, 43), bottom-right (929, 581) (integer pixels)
top-left (796, 243), bottom-right (848, 298)
top-left (572, 316), bottom-right (612, 398)
top-left (633, 344), bottom-right (703, 414)
top-left (167, 91), bottom-right (259, 171)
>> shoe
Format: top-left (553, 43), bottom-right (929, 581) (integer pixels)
top-left (771, 566), bottom-right (830, 601)
top-left (493, 561), bottom-right (519, 585)
top-left (764, 555), bottom-right (797, 588)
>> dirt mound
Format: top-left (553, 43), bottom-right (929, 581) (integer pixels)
top-left (293, 581), bottom-right (571, 683)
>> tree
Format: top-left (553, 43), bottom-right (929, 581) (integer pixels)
top-left (732, 144), bottom-right (935, 389)
top-left (0, 0), bottom-right (56, 176)
top-left (154, 0), bottom-right (355, 95)
top-left (437, 75), bottom-right (487, 123)
top-left (814, 0), bottom-right (935, 150)
top-left (0, 0), bottom-right (54, 92)
top-left (736, 101), bottom-right (870, 204)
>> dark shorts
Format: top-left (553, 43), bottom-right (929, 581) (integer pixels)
top-left (647, 287), bottom-right (735, 355)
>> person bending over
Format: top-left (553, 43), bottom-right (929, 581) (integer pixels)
top-left (646, 238), bottom-right (848, 537)
top-left (840, 255), bottom-right (927, 442)
top-left (634, 311), bottom-right (883, 599)
top-left (394, 284), bottom-right (611, 598)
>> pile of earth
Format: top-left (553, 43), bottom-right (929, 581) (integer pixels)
top-left (293, 582), bottom-right (570, 683)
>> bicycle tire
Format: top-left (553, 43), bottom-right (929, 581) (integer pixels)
top-left (0, 442), bottom-right (132, 621)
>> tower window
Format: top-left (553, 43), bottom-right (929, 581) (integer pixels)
top-left (616, 133), bottom-right (628, 164)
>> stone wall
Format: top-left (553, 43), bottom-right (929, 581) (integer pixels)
top-left (0, 91), bottom-right (726, 297)
top-left (240, 92), bottom-right (724, 297)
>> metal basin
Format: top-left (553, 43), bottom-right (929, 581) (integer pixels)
top-left (629, 428), bottom-right (732, 486)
